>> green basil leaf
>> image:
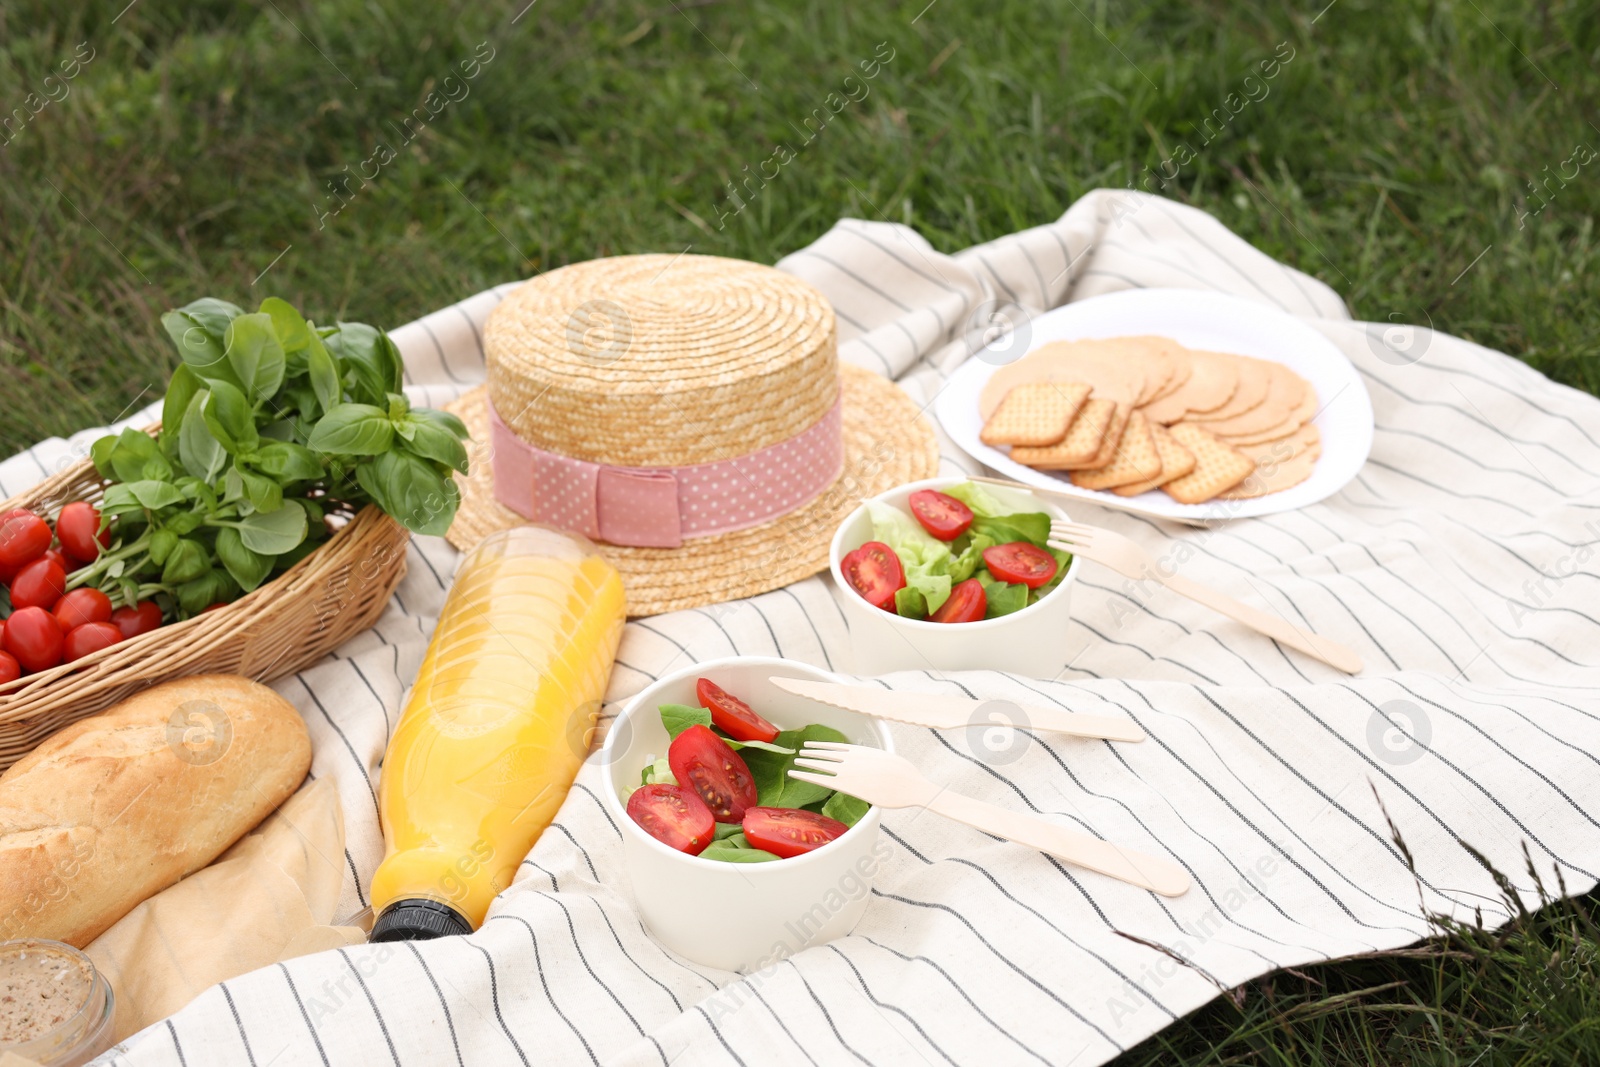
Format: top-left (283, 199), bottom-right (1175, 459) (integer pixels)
top-left (176, 569), bottom-right (238, 615)
top-left (820, 791), bottom-right (871, 828)
top-left (123, 479), bottom-right (185, 510)
top-left (223, 313), bottom-right (287, 404)
top-left (98, 484), bottom-right (145, 519)
top-left (222, 466), bottom-right (245, 505)
top-left (107, 428), bottom-right (162, 483)
top-left (404, 419), bottom-right (469, 474)
top-left (307, 403), bottom-right (392, 456)
top-left (659, 704), bottom-right (712, 739)
top-left (148, 528), bottom-right (179, 566)
top-left (386, 392), bottom-right (410, 420)
top-left (235, 500), bottom-right (307, 554)
top-left (162, 299), bottom-right (245, 387)
top-left (161, 538), bottom-right (211, 584)
top-left (305, 332), bottom-right (342, 416)
top-left (363, 450), bottom-right (457, 536)
top-left (176, 297), bottom-right (245, 339)
top-left (698, 844), bottom-right (782, 864)
top-left (740, 723), bottom-right (850, 809)
top-left (215, 526), bottom-right (272, 592)
top-left (410, 408), bottom-right (469, 439)
top-left (254, 442), bottom-right (324, 482)
top-left (259, 419), bottom-right (295, 442)
top-left (259, 297), bottom-right (313, 352)
top-left (166, 509), bottom-right (204, 536)
top-left (89, 434), bottom-right (118, 480)
top-left (162, 364), bottom-right (203, 440)
top-left (202, 380), bottom-right (260, 455)
top-left (324, 322), bottom-right (402, 405)
top-left (238, 468), bottom-right (283, 514)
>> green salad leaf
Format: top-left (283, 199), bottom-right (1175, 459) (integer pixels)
top-left (741, 723), bottom-right (850, 808)
top-left (659, 704), bottom-right (712, 739)
top-left (821, 791), bottom-right (871, 827)
top-left (699, 844), bottom-right (782, 863)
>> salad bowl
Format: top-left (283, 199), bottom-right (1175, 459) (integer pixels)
top-left (599, 656), bottom-right (894, 973)
top-left (829, 477), bottom-right (1081, 678)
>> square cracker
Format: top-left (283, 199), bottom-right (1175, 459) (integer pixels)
top-left (981, 381), bottom-right (1093, 446)
top-left (1010, 398), bottom-right (1117, 469)
top-left (1161, 422), bottom-right (1256, 504)
top-left (1071, 412), bottom-right (1163, 490)
top-left (1112, 422), bottom-right (1197, 496)
top-left (1086, 402), bottom-right (1131, 468)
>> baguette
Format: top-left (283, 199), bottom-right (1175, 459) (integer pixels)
top-left (0, 675), bottom-right (311, 947)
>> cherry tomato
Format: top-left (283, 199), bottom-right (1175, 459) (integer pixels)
top-left (626, 784), bottom-right (716, 855)
top-left (696, 678), bottom-right (779, 744)
top-left (908, 489), bottom-right (974, 541)
top-left (668, 724), bottom-right (758, 824)
top-left (0, 511), bottom-right (51, 569)
top-left (55, 502), bottom-right (110, 563)
top-left (982, 542), bottom-right (1058, 590)
top-left (841, 541), bottom-right (906, 612)
top-left (0, 651), bottom-right (19, 685)
top-left (55, 588), bottom-right (114, 629)
top-left (742, 807), bottom-right (851, 858)
top-left (930, 577), bottom-right (987, 623)
top-left (202, 603), bottom-right (228, 613)
top-left (44, 548), bottom-right (76, 573)
top-left (10, 558), bottom-right (66, 611)
top-left (111, 600), bottom-right (165, 639)
top-left (4, 607), bottom-right (64, 672)
top-left (64, 621), bottom-right (123, 662)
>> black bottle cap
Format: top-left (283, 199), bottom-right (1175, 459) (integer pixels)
top-left (370, 900), bottom-right (473, 943)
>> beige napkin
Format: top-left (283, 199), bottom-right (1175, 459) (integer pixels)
top-left (84, 778), bottom-right (367, 1042)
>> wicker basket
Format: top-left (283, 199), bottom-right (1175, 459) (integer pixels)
top-left (0, 445), bottom-right (409, 769)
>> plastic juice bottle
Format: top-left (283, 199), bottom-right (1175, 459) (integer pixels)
top-left (369, 526), bottom-right (626, 941)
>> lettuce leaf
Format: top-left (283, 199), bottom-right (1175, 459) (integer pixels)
top-left (867, 499), bottom-right (954, 613)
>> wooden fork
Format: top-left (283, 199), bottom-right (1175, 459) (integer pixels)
top-left (790, 742), bottom-right (1191, 896)
top-left (1048, 519), bottom-right (1363, 674)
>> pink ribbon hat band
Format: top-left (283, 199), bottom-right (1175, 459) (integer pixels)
top-left (486, 391), bottom-right (846, 549)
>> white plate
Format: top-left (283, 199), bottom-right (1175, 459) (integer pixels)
top-left (935, 288), bottom-right (1374, 522)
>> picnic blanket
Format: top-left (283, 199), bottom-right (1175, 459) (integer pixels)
top-left (12, 189), bottom-right (1599, 1067)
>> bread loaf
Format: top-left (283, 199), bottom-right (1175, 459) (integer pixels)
top-left (0, 675), bottom-right (311, 947)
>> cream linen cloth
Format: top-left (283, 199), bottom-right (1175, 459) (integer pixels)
top-left (4, 190), bottom-right (1596, 1067)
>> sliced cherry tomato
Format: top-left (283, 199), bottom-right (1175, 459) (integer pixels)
top-left (841, 541), bottom-right (906, 612)
top-left (10, 558), bottom-right (66, 611)
top-left (4, 607), bottom-right (64, 672)
top-left (626, 784), bottom-right (716, 855)
top-left (930, 577), bottom-right (987, 623)
top-left (111, 600), bottom-right (165, 639)
top-left (55, 588), bottom-right (114, 630)
top-left (668, 724), bottom-right (758, 824)
top-left (908, 489), bottom-right (974, 541)
top-left (64, 621), bottom-right (123, 662)
top-left (982, 541), bottom-right (1058, 590)
top-left (55, 502), bottom-right (110, 563)
top-left (0, 511), bottom-right (51, 569)
top-left (0, 651), bottom-right (19, 685)
top-left (696, 678), bottom-right (779, 744)
top-left (742, 807), bottom-right (851, 858)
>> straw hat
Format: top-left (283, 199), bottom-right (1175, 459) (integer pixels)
top-left (445, 253), bottom-right (939, 616)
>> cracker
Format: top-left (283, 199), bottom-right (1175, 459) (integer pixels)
top-left (1070, 412), bottom-right (1163, 490)
top-left (1112, 422), bottom-right (1198, 496)
top-left (1189, 354), bottom-right (1274, 423)
top-left (1086, 402), bottom-right (1131, 468)
top-left (1140, 349), bottom-right (1237, 423)
top-left (1010, 398), bottom-right (1117, 469)
top-left (981, 381), bottom-right (1093, 446)
top-left (1216, 448), bottom-right (1317, 499)
top-left (1161, 422), bottom-right (1256, 504)
top-left (979, 340), bottom-right (1145, 418)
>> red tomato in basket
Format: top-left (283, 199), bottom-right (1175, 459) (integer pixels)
top-left (742, 807), bottom-right (851, 858)
top-left (10, 558), bottom-right (66, 611)
top-left (55, 588), bottom-right (113, 630)
top-left (841, 541), bottom-right (905, 612)
top-left (696, 678), bottom-right (779, 744)
top-left (0, 651), bottom-right (19, 685)
top-left (4, 607), bottom-right (64, 672)
top-left (626, 784), bottom-right (716, 855)
top-left (668, 724), bottom-right (758, 824)
top-left (908, 489), bottom-right (974, 541)
top-left (111, 600), bottom-right (164, 639)
top-left (930, 577), bottom-right (987, 623)
top-left (56, 502), bottom-right (110, 563)
top-left (982, 542), bottom-right (1058, 590)
top-left (44, 548), bottom-right (76, 573)
top-left (64, 621), bottom-right (122, 663)
top-left (0, 511), bottom-right (50, 569)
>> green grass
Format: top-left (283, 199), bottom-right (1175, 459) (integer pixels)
top-left (2, 0), bottom-right (1598, 1060)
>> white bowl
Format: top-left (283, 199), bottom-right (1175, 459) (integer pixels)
top-left (598, 656), bottom-right (894, 973)
top-left (829, 477), bottom-right (1080, 678)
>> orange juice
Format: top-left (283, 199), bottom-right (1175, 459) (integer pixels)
top-left (369, 527), bottom-right (625, 940)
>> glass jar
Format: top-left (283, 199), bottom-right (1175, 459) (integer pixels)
top-left (0, 939), bottom-right (115, 1066)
